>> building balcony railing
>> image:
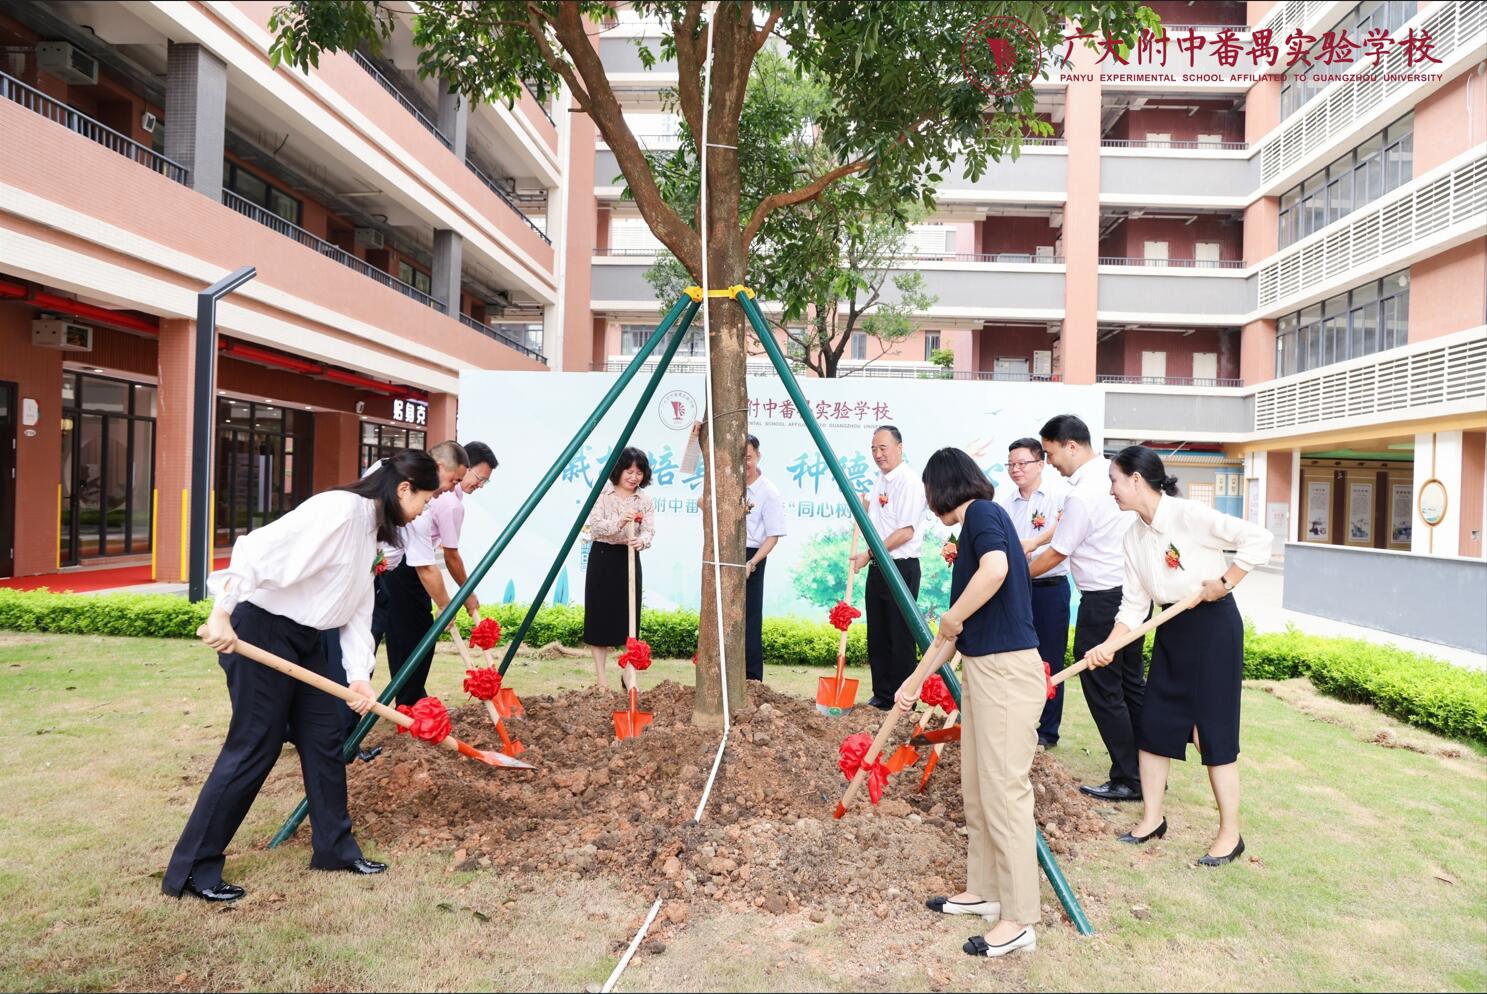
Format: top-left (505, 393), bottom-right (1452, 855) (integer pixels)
top-left (466, 158), bottom-right (551, 244)
top-left (1258, 1), bottom-right (1487, 187)
top-left (1253, 326), bottom-right (1486, 434)
top-left (458, 312), bottom-right (547, 364)
top-left (1101, 139), bottom-right (1248, 151)
top-left (2, 68), bottom-right (190, 185)
top-left (1257, 151), bottom-right (1486, 311)
top-left (222, 190), bottom-right (446, 312)
top-left (1099, 257), bottom-right (1247, 269)
top-left (593, 248), bottom-right (1065, 264)
top-left (1098, 374), bottom-right (1244, 387)
top-left (352, 51), bottom-right (451, 149)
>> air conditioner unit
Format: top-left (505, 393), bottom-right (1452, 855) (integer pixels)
top-left (354, 226), bottom-right (385, 248)
top-left (36, 41), bottom-right (99, 85)
top-left (141, 110), bottom-right (158, 133)
top-left (32, 317), bottom-right (94, 352)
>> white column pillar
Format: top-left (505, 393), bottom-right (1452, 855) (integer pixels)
top-left (1412, 431), bottom-right (1464, 557)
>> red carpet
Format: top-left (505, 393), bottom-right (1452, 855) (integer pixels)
top-left (0, 558), bottom-right (231, 593)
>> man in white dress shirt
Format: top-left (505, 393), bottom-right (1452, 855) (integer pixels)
top-left (744, 434), bottom-right (787, 681)
top-left (850, 425), bottom-right (929, 710)
top-left (997, 437), bottom-right (1071, 749)
top-left (1032, 414), bottom-right (1144, 803)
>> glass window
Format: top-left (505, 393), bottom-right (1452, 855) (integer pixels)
top-left (384, 426), bottom-right (409, 449)
top-left (252, 405), bottom-right (284, 431)
top-left (410, 430), bottom-right (426, 450)
top-left (61, 373), bottom-right (76, 406)
top-left (621, 324), bottom-right (652, 355)
top-left (80, 375), bottom-right (128, 413)
top-left (1350, 301), bottom-right (1379, 358)
top-left (133, 384), bottom-right (157, 418)
top-left (230, 166), bottom-right (268, 207)
top-left (362, 422), bottom-right (378, 445)
top-left (924, 332), bottom-right (941, 361)
top-left (851, 332), bottom-right (867, 361)
top-left (268, 188), bottom-right (300, 226)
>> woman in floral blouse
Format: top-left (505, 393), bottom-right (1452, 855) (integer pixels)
top-left (1083, 446), bottom-right (1272, 867)
top-left (583, 447), bottom-right (655, 690)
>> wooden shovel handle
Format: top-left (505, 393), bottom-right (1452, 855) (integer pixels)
top-left (834, 527), bottom-right (861, 680)
top-left (1051, 591), bottom-right (1203, 689)
top-left (836, 637), bottom-right (958, 817)
top-left (627, 520), bottom-right (638, 640)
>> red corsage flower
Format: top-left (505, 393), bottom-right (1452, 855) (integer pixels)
top-left (469, 617), bottom-right (502, 650)
top-left (372, 550), bottom-right (388, 575)
top-left (1031, 511), bottom-right (1047, 531)
top-left (920, 674), bottom-right (954, 710)
top-left (1164, 543), bottom-right (1185, 571)
top-left (462, 666), bottom-right (502, 702)
top-left (941, 535), bottom-right (958, 566)
top-left (395, 697), bottom-right (451, 743)
top-left (633, 511), bottom-right (645, 524)
top-left (838, 732), bottom-right (892, 804)
top-left (618, 637), bottom-right (652, 671)
top-left (877, 492), bottom-right (889, 508)
top-left (828, 600), bottom-right (862, 632)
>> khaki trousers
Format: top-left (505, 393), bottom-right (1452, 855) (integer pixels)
top-left (960, 646), bottom-right (1045, 925)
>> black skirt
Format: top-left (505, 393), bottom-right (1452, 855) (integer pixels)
top-left (584, 540), bottom-right (642, 648)
top-left (1138, 594), bottom-right (1244, 766)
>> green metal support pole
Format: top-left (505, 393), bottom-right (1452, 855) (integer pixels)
top-left (496, 301), bottom-right (699, 674)
top-left (268, 295), bottom-right (697, 848)
top-left (738, 292), bottom-right (1093, 935)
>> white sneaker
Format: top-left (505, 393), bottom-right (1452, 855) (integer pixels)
top-left (926, 895), bottom-right (1001, 919)
top-left (964, 927), bottom-right (1036, 958)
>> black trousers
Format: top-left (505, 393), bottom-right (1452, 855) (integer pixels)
top-left (1031, 576), bottom-right (1072, 744)
top-left (370, 572), bottom-right (390, 653)
top-left (383, 560), bottom-right (436, 707)
top-left (320, 629), bottom-right (358, 744)
top-left (1073, 586), bottom-right (1146, 788)
top-left (864, 557), bottom-right (922, 703)
top-left (745, 547), bottom-right (766, 681)
top-left (163, 603), bottom-right (363, 895)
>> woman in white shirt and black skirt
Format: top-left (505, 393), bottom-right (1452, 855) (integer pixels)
top-left (163, 450), bottom-right (442, 902)
top-left (1083, 446), bottom-right (1273, 866)
top-left (583, 447), bottom-right (655, 690)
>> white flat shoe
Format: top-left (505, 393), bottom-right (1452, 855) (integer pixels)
top-left (964, 927), bottom-right (1036, 958)
top-left (926, 895), bottom-right (1001, 918)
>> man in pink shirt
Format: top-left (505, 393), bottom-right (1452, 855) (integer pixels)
top-left (417, 441), bottom-right (498, 623)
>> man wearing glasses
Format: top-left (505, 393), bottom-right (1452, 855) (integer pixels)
top-left (997, 437), bottom-right (1070, 749)
top-left (422, 440), bottom-right (498, 625)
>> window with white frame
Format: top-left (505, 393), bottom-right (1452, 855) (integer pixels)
top-left (1273, 270), bottom-right (1410, 375)
top-left (923, 331), bottom-right (941, 361)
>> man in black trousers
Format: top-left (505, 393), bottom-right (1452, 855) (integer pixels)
top-left (850, 425), bottom-right (929, 710)
top-left (1032, 414), bottom-right (1144, 802)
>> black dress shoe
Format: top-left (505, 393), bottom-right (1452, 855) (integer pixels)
top-left (181, 876), bottom-right (245, 903)
top-left (357, 746), bottom-right (383, 764)
top-left (1197, 836), bottom-right (1245, 867)
top-left (1079, 781), bottom-right (1143, 802)
top-left (1037, 735), bottom-right (1058, 749)
top-left (866, 696), bottom-right (894, 711)
top-left (1117, 818), bottom-right (1167, 844)
top-left (343, 857), bottom-right (387, 875)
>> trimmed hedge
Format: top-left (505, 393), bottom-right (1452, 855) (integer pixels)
top-left (2, 589), bottom-right (1482, 743)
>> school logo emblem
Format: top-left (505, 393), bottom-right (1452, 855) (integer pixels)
top-left (962, 15), bottom-right (1043, 97)
top-left (657, 389), bottom-right (699, 430)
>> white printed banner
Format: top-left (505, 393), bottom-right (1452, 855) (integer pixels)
top-left (457, 373), bottom-right (1104, 620)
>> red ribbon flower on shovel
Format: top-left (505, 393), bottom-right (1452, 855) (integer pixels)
top-left (395, 697), bottom-right (452, 743)
top-left (1043, 660), bottom-right (1056, 700)
top-left (941, 535), bottom-right (958, 566)
top-left (828, 600), bottom-right (862, 632)
top-left (462, 666), bottom-right (503, 702)
top-left (920, 674), bottom-right (955, 710)
top-left (468, 617), bottom-right (502, 650)
top-left (618, 637), bottom-right (652, 671)
top-left (838, 732), bottom-right (892, 805)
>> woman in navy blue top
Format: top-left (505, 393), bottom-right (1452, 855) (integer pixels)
top-left (898, 447), bottom-right (1045, 960)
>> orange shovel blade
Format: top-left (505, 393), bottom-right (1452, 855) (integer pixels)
top-left (815, 675), bottom-right (859, 717)
top-left (494, 687), bottom-right (525, 720)
top-left (612, 688), bottom-right (653, 740)
top-left (885, 743), bottom-right (921, 774)
top-left (917, 750), bottom-right (941, 792)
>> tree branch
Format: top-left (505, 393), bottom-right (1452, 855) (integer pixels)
top-left (753, 8), bottom-right (780, 53)
top-left (671, 2), bottom-right (705, 147)
top-left (546, 4), bottom-right (701, 274)
top-left (741, 157), bottom-right (869, 250)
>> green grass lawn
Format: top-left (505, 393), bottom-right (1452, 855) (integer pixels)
top-left (0, 632), bottom-right (1483, 992)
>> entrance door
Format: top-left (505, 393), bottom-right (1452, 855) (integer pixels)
top-left (1192, 352), bottom-right (1219, 382)
top-left (0, 382), bottom-right (14, 577)
top-left (1141, 350), bottom-right (1168, 380)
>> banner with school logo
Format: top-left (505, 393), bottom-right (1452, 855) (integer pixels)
top-left (457, 372), bottom-right (1103, 620)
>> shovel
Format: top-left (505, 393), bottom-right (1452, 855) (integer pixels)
top-left (816, 528), bottom-right (862, 717)
top-left (613, 519), bottom-right (653, 740)
top-left (449, 626), bottom-right (526, 759)
top-left (885, 654), bottom-right (960, 771)
top-left (907, 594), bottom-right (1204, 750)
top-left (917, 708), bottom-right (959, 792)
top-left (467, 613), bottom-right (524, 720)
top-left (834, 637), bottom-right (958, 819)
top-left (211, 630), bottom-right (533, 770)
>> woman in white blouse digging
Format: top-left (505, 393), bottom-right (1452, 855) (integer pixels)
top-left (1082, 446), bottom-right (1273, 868)
top-left (163, 450), bottom-right (442, 903)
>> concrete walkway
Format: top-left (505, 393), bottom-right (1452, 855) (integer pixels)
top-left (67, 563), bottom-right (1487, 673)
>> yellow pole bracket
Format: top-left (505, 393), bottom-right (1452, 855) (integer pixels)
top-left (683, 285), bottom-right (756, 301)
